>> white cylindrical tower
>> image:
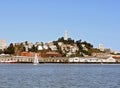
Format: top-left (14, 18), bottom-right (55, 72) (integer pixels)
top-left (64, 31), bottom-right (68, 40)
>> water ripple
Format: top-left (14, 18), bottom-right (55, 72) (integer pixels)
top-left (0, 64), bottom-right (120, 88)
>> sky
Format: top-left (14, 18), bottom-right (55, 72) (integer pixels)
top-left (0, 0), bottom-right (120, 51)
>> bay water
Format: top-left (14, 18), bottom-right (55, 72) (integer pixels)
top-left (0, 64), bottom-right (120, 88)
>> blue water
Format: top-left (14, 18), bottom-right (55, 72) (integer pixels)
top-left (0, 64), bottom-right (120, 88)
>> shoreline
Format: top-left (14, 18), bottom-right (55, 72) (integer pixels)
top-left (1, 62), bottom-right (120, 64)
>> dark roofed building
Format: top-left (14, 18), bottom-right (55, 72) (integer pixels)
top-left (39, 51), bottom-right (62, 58)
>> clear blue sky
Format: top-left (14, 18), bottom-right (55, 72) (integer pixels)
top-left (0, 0), bottom-right (120, 51)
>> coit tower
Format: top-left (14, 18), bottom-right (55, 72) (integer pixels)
top-left (64, 31), bottom-right (68, 40)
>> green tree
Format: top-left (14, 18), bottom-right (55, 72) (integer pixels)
top-left (0, 49), bottom-right (3, 54)
top-left (53, 41), bottom-right (63, 55)
top-left (4, 43), bottom-right (15, 54)
top-left (25, 41), bottom-right (28, 45)
top-left (67, 38), bottom-right (74, 44)
top-left (29, 45), bottom-right (38, 52)
top-left (58, 37), bottom-right (64, 42)
top-left (82, 41), bottom-right (93, 49)
top-left (76, 39), bottom-right (83, 51)
top-left (14, 43), bottom-right (25, 55)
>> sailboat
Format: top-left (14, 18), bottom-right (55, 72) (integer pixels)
top-left (33, 53), bottom-right (39, 65)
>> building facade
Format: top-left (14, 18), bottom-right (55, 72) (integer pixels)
top-left (0, 39), bottom-right (7, 50)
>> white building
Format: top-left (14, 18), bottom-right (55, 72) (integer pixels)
top-left (43, 45), bottom-right (48, 50)
top-left (73, 57), bottom-right (80, 62)
top-left (49, 45), bottom-right (57, 51)
top-left (70, 45), bottom-right (79, 53)
top-left (98, 44), bottom-right (104, 51)
top-left (106, 56), bottom-right (116, 62)
top-left (58, 42), bottom-right (63, 46)
top-left (0, 39), bottom-right (7, 50)
top-left (82, 44), bottom-right (88, 51)
top-left (25, 46), bottom-right (29, 52)
top-left (38, 45), bottom-right (43, 50)
top-left (69, 58), bottom-right (74, 62)
top-left (68, 56), bottom-right (116, 63)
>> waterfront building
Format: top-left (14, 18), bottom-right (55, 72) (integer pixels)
top-left (106, 56), bottom-right (116, 62)
top-left (68, 56), bottom-right (116, 63)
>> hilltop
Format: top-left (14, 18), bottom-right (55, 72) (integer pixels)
top-left (0, 36), bottom-right (103, 57)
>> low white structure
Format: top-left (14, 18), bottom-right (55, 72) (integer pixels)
top-left (86, 58), bottom-right (99, 62)
top-left (73, 57), bottom-right (79, 62)
top-left (68, 56), bottom-right (116, 63)
top-left (69, 57), bottom-right (80, 62)
top-left (106, 56), bottom-right (116, 62)
top-left (69, 58), bottom-right (74, 62)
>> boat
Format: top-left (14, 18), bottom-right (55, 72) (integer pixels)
top-left (33, 53), bottom-right (39, 65)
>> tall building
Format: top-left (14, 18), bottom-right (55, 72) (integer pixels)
top-left (0, 39), bottom-right (7, 50)
top-left (98, 44), bottom-right (104, 51)
top-left (64, 31), bottom-right (68, 40)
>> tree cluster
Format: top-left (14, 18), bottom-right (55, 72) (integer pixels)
top-left (54, 37), bottom-right (100, 57)
top-left (1, 37), bottom-right (101, 57)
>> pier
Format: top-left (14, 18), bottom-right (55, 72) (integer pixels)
top-left (0, 55), bottom-right (120, 64)
top-left (0, 55), bottom-right (69, 63)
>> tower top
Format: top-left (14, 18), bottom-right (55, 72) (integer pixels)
top-left (64, 31), bottom-right (68, 40)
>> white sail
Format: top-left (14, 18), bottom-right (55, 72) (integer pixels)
top-left (33, 53), bottom-right (39, 65)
